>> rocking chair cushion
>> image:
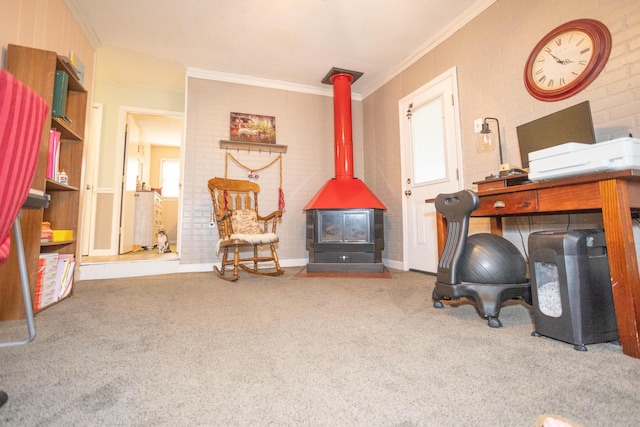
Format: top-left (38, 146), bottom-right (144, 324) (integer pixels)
top-left (216, 232), bottom-right (278, 254)
top-left (231, 209), bottom-right (263, 234)
top-left (229, 232), bottom-right (278, 244)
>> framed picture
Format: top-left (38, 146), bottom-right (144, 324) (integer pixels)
top-left (230, 112), bottom-right (276, 144)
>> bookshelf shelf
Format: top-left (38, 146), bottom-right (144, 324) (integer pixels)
top-left (41, 240), bottom-right (76, 248)
top-left (52, 117), bottom-right (82, 141)
top-left (46, 179), bottom-right (79, 192)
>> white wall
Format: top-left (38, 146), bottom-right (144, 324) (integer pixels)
top-left (91, 80), bottom-right (184, 250)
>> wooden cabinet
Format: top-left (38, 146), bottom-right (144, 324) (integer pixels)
top-left (0, 45), bottom-right (87, 320)
top-left (134, 191), bottom-right (163, 248)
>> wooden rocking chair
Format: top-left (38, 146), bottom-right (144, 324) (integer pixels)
top-left (207, 177), bottom-right (284, 281)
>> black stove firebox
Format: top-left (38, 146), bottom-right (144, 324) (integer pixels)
top-left (306, 208), bottom-right (384, 273)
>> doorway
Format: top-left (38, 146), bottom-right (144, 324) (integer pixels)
top-left (83, 107), bottom-right (183, 263)
top-left (399, 67), bottom-right (463, 273)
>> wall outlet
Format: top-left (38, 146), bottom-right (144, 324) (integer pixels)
top-left (474, 118), bottom-right (483, 133)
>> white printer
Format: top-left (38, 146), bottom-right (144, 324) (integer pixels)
top-left (528, 137), bottom-right (640, 181)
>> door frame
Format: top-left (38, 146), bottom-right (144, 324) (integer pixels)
top-left (110, 106), bottom-right (184, 256)
top-left (82, 103), bottom-right (103, 257)
top-left (399, 66), bottom-right (464, 271)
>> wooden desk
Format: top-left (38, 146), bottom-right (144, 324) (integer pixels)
top-left (432, 169), bottom-right (640, 358)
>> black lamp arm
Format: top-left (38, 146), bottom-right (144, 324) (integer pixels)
top-left (483, 117), bottom-right (503, 165)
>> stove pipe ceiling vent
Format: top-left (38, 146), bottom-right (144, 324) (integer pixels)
top-left (303, 68), bottom-right (386, 211)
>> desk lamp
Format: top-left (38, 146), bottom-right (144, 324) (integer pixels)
top-left (477, 117), bottom-right (511, 176)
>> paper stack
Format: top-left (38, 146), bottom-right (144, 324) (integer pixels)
top-left (35, 253), bottom-right (58, 310)
top-left (35, 253), bottom-right (76, 310)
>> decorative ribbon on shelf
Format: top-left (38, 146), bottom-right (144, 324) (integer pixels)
top-left (225, 152), bottom-right (285, 212)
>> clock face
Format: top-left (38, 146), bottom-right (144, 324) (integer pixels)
top-left (524, 19), bottom-right (611, 101)
top-left (530, 30), bottom-right (594, 90)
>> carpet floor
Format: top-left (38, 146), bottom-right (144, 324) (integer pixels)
top-left (1, 269), bottom-right (639, 426)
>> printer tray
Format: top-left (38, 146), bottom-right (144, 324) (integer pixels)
top-left (528, 137), bottom-right (640, 181)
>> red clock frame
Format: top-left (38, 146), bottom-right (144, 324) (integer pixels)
top-left (524, 19), bottom-right (611, 102)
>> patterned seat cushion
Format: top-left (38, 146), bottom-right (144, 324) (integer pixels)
top-left (231, 209), bottom-right (263, 234)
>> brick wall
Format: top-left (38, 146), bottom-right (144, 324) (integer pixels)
top-left (363, 0), bottom-right (640, 264)
top-left (182, 77), bottom-right (361, 266)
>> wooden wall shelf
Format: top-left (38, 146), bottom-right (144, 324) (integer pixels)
top-left (219, 140), bottom-right (287, 153)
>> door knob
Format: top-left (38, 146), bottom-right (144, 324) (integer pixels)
top-left (405, 190), bottom-right (412, 196)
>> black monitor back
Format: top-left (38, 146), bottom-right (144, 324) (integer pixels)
top-left (516, 101), bottom-right (596, 169)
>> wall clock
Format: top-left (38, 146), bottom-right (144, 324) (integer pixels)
top-left (524, 19), bottom-right (611, 102)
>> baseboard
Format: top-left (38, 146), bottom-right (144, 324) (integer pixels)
top-left (78, 257), bottom-right (402, 281)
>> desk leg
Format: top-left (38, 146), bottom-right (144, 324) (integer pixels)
top-left (490, 217), bottom-right (503, 235)
top-left (600, 179), bottom-right (640, 358)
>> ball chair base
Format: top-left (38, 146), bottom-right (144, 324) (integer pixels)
top-left (433, 281), bottom-right (532, 328)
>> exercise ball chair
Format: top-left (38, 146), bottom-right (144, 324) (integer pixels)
top-left (432, 189), bottom-right (532, 327)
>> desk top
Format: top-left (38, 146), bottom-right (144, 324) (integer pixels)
top-left (473, 169), bottom-right (640, 196)
top-left (426, 169), bottom-right (640, 204)
top-left (471, 169), bottom-right (640, 217)
top-left (473, 172), bottom-right (531, 192)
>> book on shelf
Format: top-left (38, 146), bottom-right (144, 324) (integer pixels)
top-left (41, 222), bottom-right (53, 243)
top-left (52, 70), bottom-right (68, 118)
top-left (47, 129), bottom-right (61, 180)
top-left (56, 254), bottom-right (75, 300)
top-left (56, 55), bottom-right (80, 81)
top-left (69, 51), bottom-right (85, 84)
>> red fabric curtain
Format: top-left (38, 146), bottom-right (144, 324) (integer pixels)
top-left (0, 69), bottom-right (49, 265)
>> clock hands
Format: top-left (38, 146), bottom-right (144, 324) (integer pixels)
top-left (545, 48), bottom-right (573, 65)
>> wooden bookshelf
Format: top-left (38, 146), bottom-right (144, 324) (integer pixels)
top-left (0, 45), bottom-right (87, 320)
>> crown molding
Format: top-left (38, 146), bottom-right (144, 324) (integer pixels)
top-left (360, 0), bottom-right (497, 98)
top-left (186, 68), bottom-right (363, 101)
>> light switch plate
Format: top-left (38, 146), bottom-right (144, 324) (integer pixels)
top-left (474, 118), bottom-right (483, 133)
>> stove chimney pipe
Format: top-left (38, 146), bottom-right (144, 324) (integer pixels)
top-left (330, 73), bottom-right (354, 180)
top-left (303, 68), bottom-right (386, 210)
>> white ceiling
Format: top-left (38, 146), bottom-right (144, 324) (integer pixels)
top-left (64, 0), bottom-right (494, 146)
top-left (130, 113), bottom-right (183, 147)
top-left (65, 0), bottom-right (493, 95)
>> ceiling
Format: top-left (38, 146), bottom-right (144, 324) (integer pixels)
top-left (130, 113), bottom-right (183, 147)
top-left (65, 0), bottom-right (493, 95)
top-left (64, 0), bottom-right (493, 146)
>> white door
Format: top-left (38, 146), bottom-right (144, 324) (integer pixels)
top-left (118, 115), bottom-right (138, 254)
top-left (399, 67), bottom-right (463, 273)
